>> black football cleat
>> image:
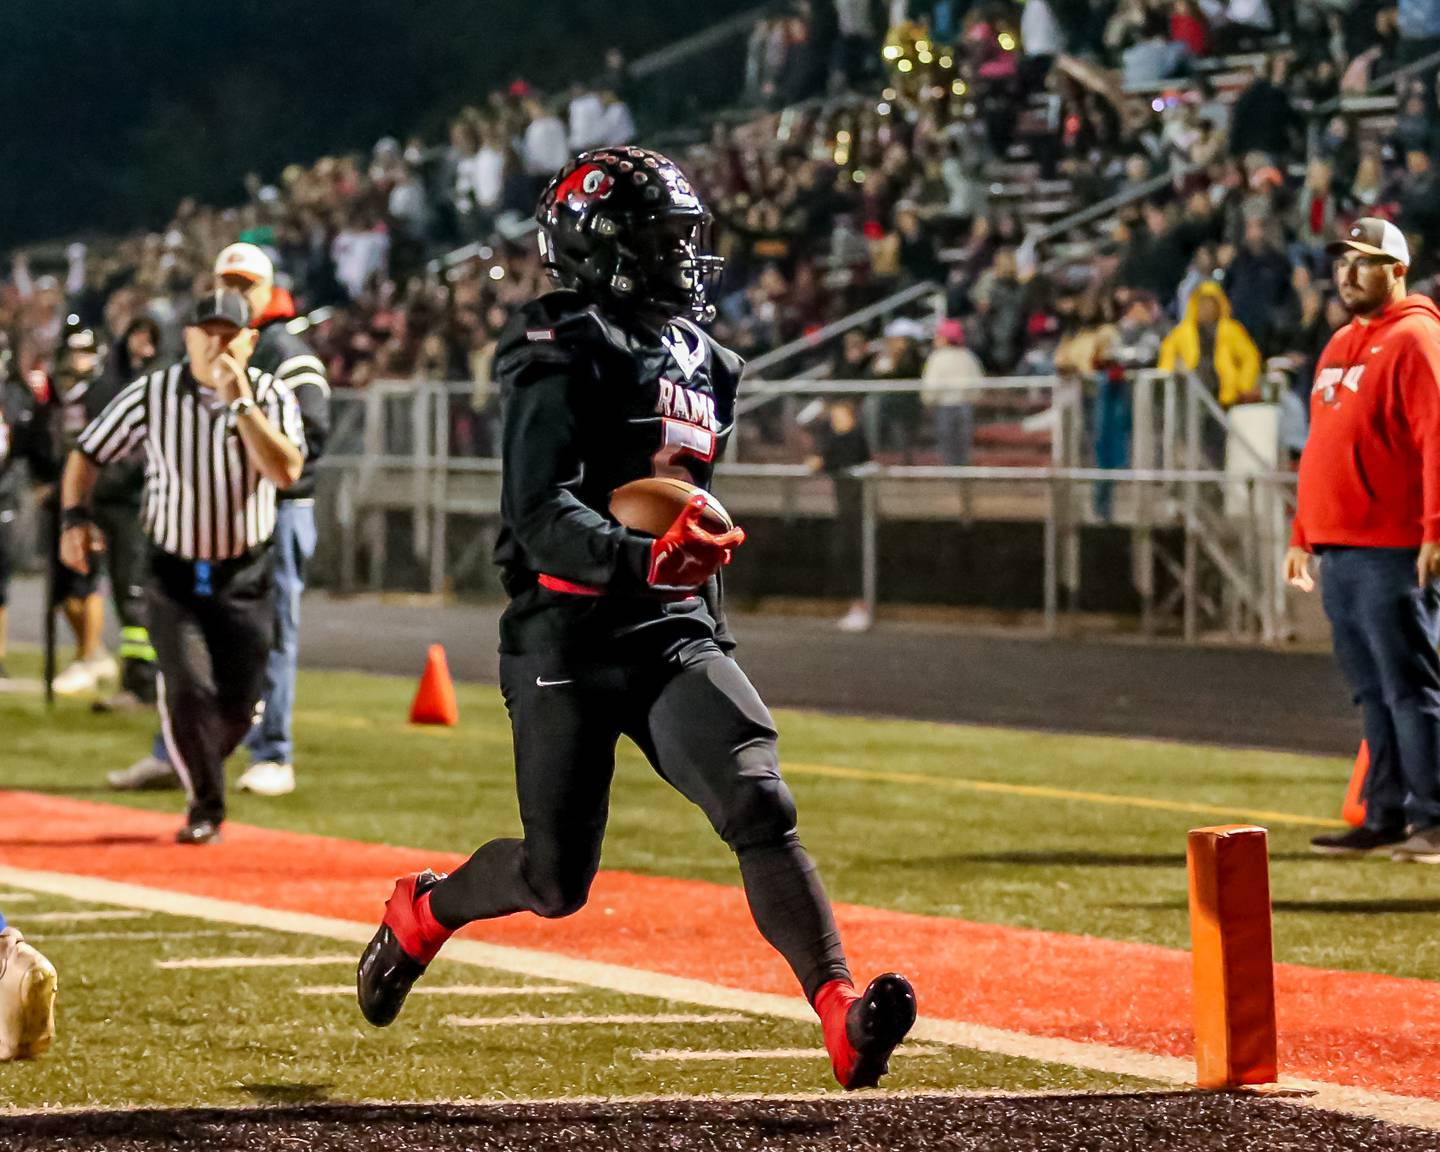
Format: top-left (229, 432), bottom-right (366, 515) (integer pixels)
top-left (174, 820), bottom-right (222, 846)
top-left (840, 972), bottom-right (917, 1089)
top-left (356, 870), bottom-right (447, 1027)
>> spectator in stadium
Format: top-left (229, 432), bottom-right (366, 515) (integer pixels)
top-left (1291, 220), bottom-right (1440, 862)
top-left (0, 361), bottom-right (55, 683)
top-left (871, 318), bottom-right (926, 462)
top-left (1158, 280), bottom-right (1262, 465)
top-left (89, 317), bottom-right (163, 713)
top-left (1228, 56), bottom-right (1299, 161)
top-left (921, 317), bottom-right (981, 465)
top-left (1399, 149), bottom-right (1440, 252)
top-left (968, 246), bottom-right (1026, 375)
top-left (1291, 160), bottom-right (1339, 276)
top-left (1020, 0), bottom-right (1063, 85)
top-left (806, 396), bottom-right (873, 632)
top-left (1092, 294), bottom-right (1165, 521)
top-left (521, 97), bottom-right (570, 185)
top-left (1224, 216), bottom-right (1297, 355)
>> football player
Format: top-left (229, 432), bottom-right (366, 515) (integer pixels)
top-left (357, 148), bottom-right (915, 1089)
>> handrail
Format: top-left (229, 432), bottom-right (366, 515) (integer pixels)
top-left (743, 280), bottom-right (942, 379)
top-left (1310, 46), bottom-right (1440, 120)
top-left (627, 5), bottom-right (775, 79)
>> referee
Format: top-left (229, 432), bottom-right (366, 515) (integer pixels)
top-left (59, 291), bottom-right (305, 845)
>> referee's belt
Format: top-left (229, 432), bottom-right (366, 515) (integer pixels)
top-left (538, 573), bottom-right (698, 603)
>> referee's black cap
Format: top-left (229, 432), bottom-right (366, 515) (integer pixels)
top-left (187, 290), bottom-right (251, 330)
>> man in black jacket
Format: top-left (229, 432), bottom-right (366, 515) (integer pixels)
top-left (90, 317), bottom-right (163, 712)
top-left (0, 354), bottom-right (57, 681)
top-left (107, 244), bottom-right (330, 796)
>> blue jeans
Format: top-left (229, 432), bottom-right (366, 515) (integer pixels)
top-left (151, 501), bottom-right (316, 768)
top-left (1319, 547), bottom-right (1440, 832)
top-left (1092, 378), bottom-right (1132, 522)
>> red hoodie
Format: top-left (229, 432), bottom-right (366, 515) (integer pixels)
top-left (1292, 293), bottom-right (1440, 550)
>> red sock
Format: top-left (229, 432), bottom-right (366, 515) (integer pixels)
top-left (814, 978), bottom-right (860, 1087)
top-left (385, 878), bottom-right (452, 965)
top-left (413, 890), bottom-right (452, 962)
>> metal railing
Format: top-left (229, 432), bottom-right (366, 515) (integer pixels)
top-left (317, 371), bottom-right (1298, 643)
top-left (742, 280), bottom-right (944, 380)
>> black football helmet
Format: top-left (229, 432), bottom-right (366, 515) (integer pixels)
top-left (536, 147), bottom-right (724, 324)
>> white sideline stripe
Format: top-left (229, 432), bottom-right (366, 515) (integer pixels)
top-left (30, 930), bottom-right (262, 943)
top-left (298, 984), bottom-right (577, 997)
top-left (1, 865), bottom-right (1438, 1133)
top-left (22, 909), bottom-right (148, 923)
top-left (0, 892), bottom-right (38, 902)
top-left (158, 955), bottom-right (355, 970)
top-left (444, 1013), bottom-right (748, 1028)
top-left (637, 1045), bottom-right (950, 1062)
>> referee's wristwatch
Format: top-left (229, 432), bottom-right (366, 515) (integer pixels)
top-left (228, 396), bottom-right (258, 420)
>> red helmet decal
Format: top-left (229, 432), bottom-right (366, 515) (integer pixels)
top-left (554, 163), bottom-right (615, 209)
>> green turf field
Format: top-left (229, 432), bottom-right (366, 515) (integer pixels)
top-left (0, 651), bottom-right (1435, 1111)
top-left (0, 888), bottom-right (1158, 1109)
top-left (1, 652), bottom-right (1429, 980)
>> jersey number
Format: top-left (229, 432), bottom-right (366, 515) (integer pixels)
top-left (653, 418), bottom-right (716, 473)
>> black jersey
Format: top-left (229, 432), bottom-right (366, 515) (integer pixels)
top-left (0, 377), bottom-right (56, 514)
top-left (492, 290), bottom-right (743, 658)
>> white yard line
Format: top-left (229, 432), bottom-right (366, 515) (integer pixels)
top-left (21, 909), bottom-right (149, 923)
top-left (445, 1013), bottom-right (747, 1028)
top-left (298, 984), bottom-right (577, 997)
top-left (0, 892), bottom-right (38, 903)
top-left (158, 955), bottom-right (355, 970)
top-left (637, 1045), bottom-right (949, 1062)
top-left (1, 864), bottom-right (1437, 1132)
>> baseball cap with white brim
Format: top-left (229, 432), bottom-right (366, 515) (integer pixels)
top-left (1326, 218), bottom-right (1410, 267)
top-left (213, 242), bottom-right (275, 283)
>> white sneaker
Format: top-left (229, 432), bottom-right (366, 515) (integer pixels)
top-left (86, 651), bottom-right (119, 684)
top-left (0, 928), bottom-right (57, 1061)
top-left (837, 607), bottom-right (873, 633)
top-left (51, 659), bottom-right (99, 696)
top-left (106, 755), bottom-right (181, 792)
top-left (237, 761), bottom-right (295, 797)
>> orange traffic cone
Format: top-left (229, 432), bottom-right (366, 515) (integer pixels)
top-left (410, 645), bottom-right (458, 726)
top-left (1342, 741), bottom-right (1368, 828)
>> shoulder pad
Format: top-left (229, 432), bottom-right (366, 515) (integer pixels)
top-left (494, 291), bottom-right (622, 385)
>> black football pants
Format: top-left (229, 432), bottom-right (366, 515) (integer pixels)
top-left (148, 548), bottom-right (274, 827)
top-left (429, 638), bottom-right (852, 1002)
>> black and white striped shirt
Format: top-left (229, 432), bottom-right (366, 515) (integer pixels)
top-left (77, 362), bottom-right (306, 561)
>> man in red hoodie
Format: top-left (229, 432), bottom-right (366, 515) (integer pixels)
top-left (1286, 218), bottom-right (1440, 863)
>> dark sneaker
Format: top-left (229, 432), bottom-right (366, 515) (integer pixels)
top-left (175, 820), bottom-right (222, 846)
top-left (356, 871), bottom-right (449, 1027)
top-left (820, 972), bottom-right (917, 1090)
top-left (1391, 826), bottom-right (1440, 863)
top-left (1310, 826), bottom-right (1407, 857)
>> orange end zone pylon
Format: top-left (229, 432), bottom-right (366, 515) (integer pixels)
top-left (1187, 824), bottom-right (1277, 1089)
top-left (410, 644), bottom-right (459, 726)
top-left (1343, 741), bottom-right (1369, 828)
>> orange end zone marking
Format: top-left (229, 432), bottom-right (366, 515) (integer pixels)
top-left (2, 791), bottom-right (1439, 1102)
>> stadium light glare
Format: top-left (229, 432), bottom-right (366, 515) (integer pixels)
top-left (882, 45), bottom-right (902, 60)
top-left (952, 79), bottom-right (968, 95)
top-left (488, 266), bottom-right (505, 281)
top-left (877, 102), bottom-right (891, 115)
top-left (897, 58), bottom-right (913, 73)
top-left (939, 55), bottom-right (953, 68)
top-left (998, 32), bottom-right (1016, 50)
top-left (917, 51), bottom-right (933, 64)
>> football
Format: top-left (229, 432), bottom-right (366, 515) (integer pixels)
top-left (609, 477), bottom-right (733, 538)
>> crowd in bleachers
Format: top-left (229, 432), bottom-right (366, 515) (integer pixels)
top-left (4, 0), bottom-right (1440, 472)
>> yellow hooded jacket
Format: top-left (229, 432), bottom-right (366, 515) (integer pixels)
top-left (1157, 281), bottom-right (1262, 409)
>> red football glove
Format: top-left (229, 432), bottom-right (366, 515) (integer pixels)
top-left (648, 494), bottom-right (746, 588)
